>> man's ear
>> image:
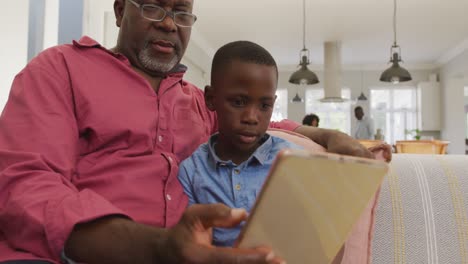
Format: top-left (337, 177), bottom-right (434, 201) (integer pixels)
top-left (114, 0), bottom-right (125, 28)
top-left (204, 85), bottom-right (215, 111)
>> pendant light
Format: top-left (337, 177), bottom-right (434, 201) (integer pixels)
top-left (289, 0), bottom-right (319, 85)
top-left (292, 92), bottom-right (304, 103)
top-left (358, 68), bottom-right (368, 101)
top-left (290, 80), bottom-right (305, 103)
top-left (380, 0), bottom-right (412, 84)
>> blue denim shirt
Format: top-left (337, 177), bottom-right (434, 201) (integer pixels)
top-left (178, 133), bottom-right (302, 246)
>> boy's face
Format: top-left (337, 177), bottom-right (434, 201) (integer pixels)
top-left (206, 60), bottom-right (277, 159)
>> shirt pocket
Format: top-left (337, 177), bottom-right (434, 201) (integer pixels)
top-left (171, 107), bottom-right (210, 160)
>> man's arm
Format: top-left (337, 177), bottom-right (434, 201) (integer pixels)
top-left (294, 125), bottom-right (374, 158)
top-left (269, 120), bottom-right (373, 158)
top-left (65, 205), bottom-right (284, 264)
top-left (0, 54), bottom-right (128, 260)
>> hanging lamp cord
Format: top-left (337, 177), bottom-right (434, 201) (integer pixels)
top-left (302, 0), bottom-right (306, 50)
top-left (393, 0), bottom-right (397, 46)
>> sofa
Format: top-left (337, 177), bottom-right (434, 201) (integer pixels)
top-left (372, 153), bottom-right (468, 264)
top-left (268, 129), bottom-right (468, 264)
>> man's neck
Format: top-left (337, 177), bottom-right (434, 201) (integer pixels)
top-left (111, 46), bottom-right (164, 93)
top-left (131, 66), bottom-right (163, 93)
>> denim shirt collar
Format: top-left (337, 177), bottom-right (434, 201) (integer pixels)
top-left (207, 133), bottom-right (272, 167)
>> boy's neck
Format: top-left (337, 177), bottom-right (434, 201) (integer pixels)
top-left (214, 136), bottom-right (264, 165)
top-left (214, 143), bottom-right (256, 165)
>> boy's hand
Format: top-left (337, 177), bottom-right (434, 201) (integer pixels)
top-left (161, 203), bottom-right (284, 264)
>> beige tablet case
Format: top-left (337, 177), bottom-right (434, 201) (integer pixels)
top-left (236, 149), bottom-right (388, 264)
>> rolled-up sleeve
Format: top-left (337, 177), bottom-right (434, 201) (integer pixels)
top-left (0, 55), bottom-right (127, 260)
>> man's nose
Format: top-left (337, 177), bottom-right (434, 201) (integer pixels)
top-left (155, 13), bottom-right (177, 32)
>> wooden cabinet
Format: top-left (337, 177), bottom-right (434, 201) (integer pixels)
top-left (417, 82), bottom-right (441, 131)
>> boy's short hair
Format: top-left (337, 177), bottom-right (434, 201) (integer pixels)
top-left (211, 41), bottom-right (278, 83)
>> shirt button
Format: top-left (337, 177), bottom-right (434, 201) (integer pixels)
top-left (234, 169), bottom-right (240, 174)
top-left (166, 194), bottom-right (172, 201)
top-left (235, 184), bottom-right (241, 191)
top-left (158, 135), bottom-right (163, 142)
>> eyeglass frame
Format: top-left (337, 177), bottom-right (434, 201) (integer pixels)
top-left (127, 0), bottom-right (197, 28)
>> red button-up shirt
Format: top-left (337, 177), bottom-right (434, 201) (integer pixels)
top-left (0, 36), bottom-right (299, 262)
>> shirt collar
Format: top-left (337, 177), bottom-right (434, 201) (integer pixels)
top-left (72, 36), bottom-right (187, 76)
top-left (207, 133), bottom-right (272, 167)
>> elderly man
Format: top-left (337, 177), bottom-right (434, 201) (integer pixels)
top-left (0, 0), bottom-right (385, 263)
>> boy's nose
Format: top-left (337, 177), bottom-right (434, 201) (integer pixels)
top-left (242, 106), bottom-right (259, 125)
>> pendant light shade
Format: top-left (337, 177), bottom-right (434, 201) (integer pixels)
top-left (289, 0), bottom-right (319, 85)
top-left (380, 52), bottom-right (412, 84)
top-left (358, 69), bottom-right (368, 101)
top-left (380, 0), bottom-right (411, 84)
top-left (289, 54), bottom-right (319, 85)
top-left (291, 92), bottom-right (304, 103)
top-left (357, 92), bottom-right (368, 101)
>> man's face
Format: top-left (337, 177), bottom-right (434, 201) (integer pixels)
top-left (206, 60), bottom-right (277, 158)
top-left (114, 0), bottom-right (193, 75)
top-left (355, 109), bottom-right (364, 120)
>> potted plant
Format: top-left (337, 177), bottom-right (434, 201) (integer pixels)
top-left (405, 129), bottom-right (421, 140)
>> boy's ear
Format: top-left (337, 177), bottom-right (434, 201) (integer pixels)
top-left (204, 85), bottom-right (215, 111)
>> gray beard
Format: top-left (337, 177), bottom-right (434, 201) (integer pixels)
top-left (138, 47), bottom-right (179, 74)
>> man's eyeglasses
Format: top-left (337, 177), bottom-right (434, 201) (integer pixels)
top-left (127, 0), bottom-right (197, 28)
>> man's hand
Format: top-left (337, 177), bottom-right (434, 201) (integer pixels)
top-left (368, 143), bottom-right (392, 162)
top-left (160, 203), bottom-right (284, 264)
top-left (65, 204), bottom-right (283, 264)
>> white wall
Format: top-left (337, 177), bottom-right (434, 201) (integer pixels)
top-left (82, 0), bottom-right (114, 44)
top-left (279, 69), bottom-right (436, 124)
top-left (0, 0), bottom-right (29, 113)
top-left (439, 49), bottom-right (468, 154)
top-left (43, 0), bottom-right (59, 50)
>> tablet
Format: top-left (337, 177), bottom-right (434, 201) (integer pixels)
top-left (235, 149), bottom-right (388, 264)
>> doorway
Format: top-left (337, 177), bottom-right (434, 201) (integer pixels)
top-left (465, 86), bottom-right (468, 154)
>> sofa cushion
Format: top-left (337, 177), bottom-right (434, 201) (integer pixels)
top-left (372, 154), bottom-right (468, 264)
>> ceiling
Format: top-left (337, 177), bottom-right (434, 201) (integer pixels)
top-left (192, 0), bottom-right (468, 69)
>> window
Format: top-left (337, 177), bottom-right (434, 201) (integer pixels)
top-left (370, 87), bottom-right (417, 144)
top-left (271, 89), bottom-right (288, 121)
top-left (305, 88), bottom-right (351, 134)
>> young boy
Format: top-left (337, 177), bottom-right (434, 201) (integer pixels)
top-left (177, 41), bottom-right (302, 247)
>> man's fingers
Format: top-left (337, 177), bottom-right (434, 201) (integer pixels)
top-left (184, 204), bottom-right (248, 229)
top-left (369, 143), bottom-right (392, 162)
top-left (204, 246), bottom-right (285, 264)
